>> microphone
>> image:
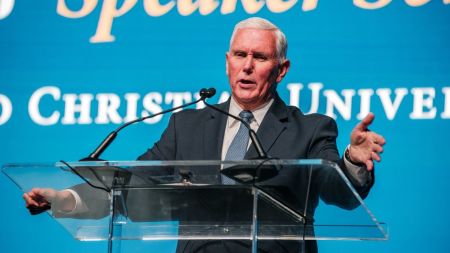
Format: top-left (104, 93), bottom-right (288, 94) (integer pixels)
top-left (202, 88), bottom-right (268, 159)
top-left (82, 88), bottom-right (215, 161)
top-left (200, 87), bottom-right (216, 98)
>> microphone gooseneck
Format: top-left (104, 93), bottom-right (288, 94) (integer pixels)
top-left (82, 88), bottom-right (215, 161)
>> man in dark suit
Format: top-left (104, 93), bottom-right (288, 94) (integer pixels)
top-left (137, 16), bottom-right (382, 205)
top-left (23, 17), bottom-right (385, 253)
top-left (128, 17), bottom-right (384, 252)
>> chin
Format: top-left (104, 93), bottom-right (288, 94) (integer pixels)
top-left (236, 95), bottom-right (256, 103)
top-left (236, 90), bottom-right (256, 98)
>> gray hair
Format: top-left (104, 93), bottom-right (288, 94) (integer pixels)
top-left (229, 17), bottom-right (288, 62)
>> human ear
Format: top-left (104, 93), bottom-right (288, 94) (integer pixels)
top-left (276, 59), bottom-right (290, 83)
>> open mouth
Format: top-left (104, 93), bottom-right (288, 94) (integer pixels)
top-left (238, 79), bottom-right (255, 85)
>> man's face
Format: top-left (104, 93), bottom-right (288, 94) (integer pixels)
top-left (226, 28), bottom-right (290, 110)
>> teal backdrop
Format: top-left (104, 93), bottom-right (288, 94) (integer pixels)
top-left (1, 1), bottom-right (450, 252)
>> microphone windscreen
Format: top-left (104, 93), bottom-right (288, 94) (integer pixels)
top-left (207, 88), bottom-right (216, 98)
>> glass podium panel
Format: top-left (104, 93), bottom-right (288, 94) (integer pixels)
top-left (2, 160), bottom-right (388, 244)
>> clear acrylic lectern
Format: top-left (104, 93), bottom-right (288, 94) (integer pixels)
top-left (2, 160), bottom-right (387, 253)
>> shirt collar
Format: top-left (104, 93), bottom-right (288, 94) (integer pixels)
top-left (228, 96), bottom-right (274, 128)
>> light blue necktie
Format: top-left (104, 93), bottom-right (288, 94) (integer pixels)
top-left (222, 110), bottom-right (254, 184)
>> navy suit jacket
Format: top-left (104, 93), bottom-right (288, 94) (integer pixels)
top-left (136, 96), bottom-right (373, 253)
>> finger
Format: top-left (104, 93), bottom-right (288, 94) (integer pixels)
top-left (371, 151), bottom-right (381, 162)
top-left (29, 188), bottom-right (43, 197)
top-left (371, 143), bottom-right (384, 154)
top-left (23, 193), bottom-right (39, 207)
top-left (365, 159), bottom-right (374, 171)
top-left (31, 188), bottom-right (53, 200)
top-left (22, 193), bottom-right (33, 206)
top-left (28, 188), bottom-right (53, 203)
top-left (355, 112), bottom-right (375, 131)
top-left (369, 132), bottom-right (386, 146)
top-left (28, 190), bottom-right (46, 202)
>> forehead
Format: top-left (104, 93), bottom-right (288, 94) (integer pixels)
top-left (230, 28), bottom-right (277, 54)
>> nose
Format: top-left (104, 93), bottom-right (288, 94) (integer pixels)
top-left (243, 55), bottom-right (254, 74)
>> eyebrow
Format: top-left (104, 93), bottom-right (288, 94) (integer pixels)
top-left (231, 49), bottom-right (272, 57)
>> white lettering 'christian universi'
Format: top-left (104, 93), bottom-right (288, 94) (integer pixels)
top-left (0, 94), bottom-right (13, 125)
top-left (286, 83), bottom-right (450, 120)
top-left (25, 86), bottom-right (230, 126)
top-left (0, 0), bottom-right (15, 20)
top-left (0, 84), bottom-right (446, 126)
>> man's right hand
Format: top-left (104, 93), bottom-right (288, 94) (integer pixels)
top-left (23, 188), bottom-right (76, 214)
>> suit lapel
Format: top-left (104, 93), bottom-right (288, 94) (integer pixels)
top-left (203, 101), bottom-right (230, 160)
top-left (245, 96), bottom-right (288, 159)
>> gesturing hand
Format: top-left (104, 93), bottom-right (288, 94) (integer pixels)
top-left (348, 113), bottom-right (386, 171)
